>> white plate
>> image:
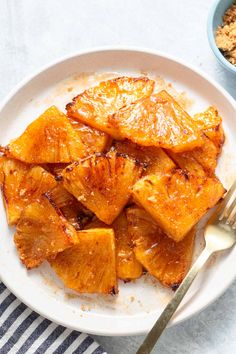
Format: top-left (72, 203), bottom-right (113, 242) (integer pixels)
top-left (0, 48), bottom-right (236, 336)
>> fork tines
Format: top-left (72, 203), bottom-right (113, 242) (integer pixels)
top-left (219, 180), bottom-right (236, 227)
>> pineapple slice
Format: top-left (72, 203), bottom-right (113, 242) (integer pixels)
top-left (47, 184), bottom-right (93, 230)
top-left (193, 106), bottom-right (225, 151)
top-left (46, 183), bottom-right (76, 208)
top-left (50, 228), bottom-right (117, 294)
top-left (66, 77), bottom-right (155, 137)
top-left (0, 157), bottom-right (57, 225)
top-left (67, 116), bottom-right (109, 153)
top-left (113, 212), bottom-right (142, 281)
top-left (5, 106), bottom-right (89, 163)
top-left (126, 207), bottom-right (195, 288)
top-left (167, 135), bottom-right (218, 176)
top-left (86, 215), bottom-right (142, 281)
top-left (166, 150), bottom-right (205, 177)
top-left (62, 151), bottom-right (143, 224)
top-left (186, 136), bottom-right (218, 175)
top-left (113, 141), bottom-right (175, 175)
top-left (109, 90), bottom-right (203, 152)
top-left (14, 195), bottom-right (78, 269)
top-left (132, 170), bottom-right (225, 242)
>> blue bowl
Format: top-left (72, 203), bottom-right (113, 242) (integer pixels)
top-left (207, 0), bottom-right (236, 74)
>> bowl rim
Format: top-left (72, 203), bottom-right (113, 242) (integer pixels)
top-left (207, 0), bottom-right (236, 74)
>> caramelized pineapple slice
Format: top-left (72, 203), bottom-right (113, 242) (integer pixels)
top-left (62, 151), bottom-right (143, 224)
top-left (46, 183), bottom-right (76, 208)
top-left (47, 184), bottom-right (93, 230)
top-left (67, 116), bottom-right (109, 153)
top-left (5, 106), bottom-right (89, 163)
top-left (132, 170), bottom-right (225, 242)
top-left (14, 195), bottom-right (78, 269)
top-left (50, 228), bottom-right (117, 294)
top-left (126, 207), bottom-right (195, 288)
top-left (112, 212), bottom-right (142, 281)
top-left (86, 215), bottom-right (142, 281)
top-left (167, 107), bottom-right (225, 175)
top-left (113, 141), bottom-right (175, 175)
top-left (66, 77), bottom-right (155, 137)
top-left (209, 123), bottom-right (224, 153)
top-left (110, 90), bottom-right (203, 152)
top-left (0, 158), bottom-right (30, 225)
top-left (167, 135), bottom-right (218, 176)
top-left (187, 136), bottom-right (218, 175)
top-left (193, 106), bottom-right (225, 151)
top-left (0, 157), bottom-right (57, 225)
top-left (166, 150), bottom-right (205, 177)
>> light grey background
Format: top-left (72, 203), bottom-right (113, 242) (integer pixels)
top-left (0, 1), bottom-right (235, 353)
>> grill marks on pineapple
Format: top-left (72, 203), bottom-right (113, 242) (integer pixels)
top-left (46, 184), bottom-right (94, 230)
top-left (14, 195), bottom-right (79, 269)
top-left (62, 151), bottom-right (143, 224)
top-left (113, 140), bottom-right (176, 175)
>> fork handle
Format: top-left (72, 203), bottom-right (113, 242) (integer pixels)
top-left (136, 248), bottom-right (212, 354)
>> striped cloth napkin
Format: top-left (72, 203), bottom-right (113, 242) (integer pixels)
top-left (0, 282), bottom-right (106, 354)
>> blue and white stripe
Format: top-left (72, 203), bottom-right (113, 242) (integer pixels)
top-left (0, 282), bottom-right (106, 354)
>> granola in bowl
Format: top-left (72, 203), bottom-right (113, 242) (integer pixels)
top-left (215, 2), bottom-right (236, 65)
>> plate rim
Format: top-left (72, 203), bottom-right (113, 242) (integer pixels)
top-left (0, 46), bottom-right (236, 336)
top-left (1, 45), bottom-right (236, 112)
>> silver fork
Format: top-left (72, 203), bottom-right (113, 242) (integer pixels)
top-left (136, 180), bottom-right (236, 354)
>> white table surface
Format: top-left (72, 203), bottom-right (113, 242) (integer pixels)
top-left (0, 0), bottom-right (235, 353)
